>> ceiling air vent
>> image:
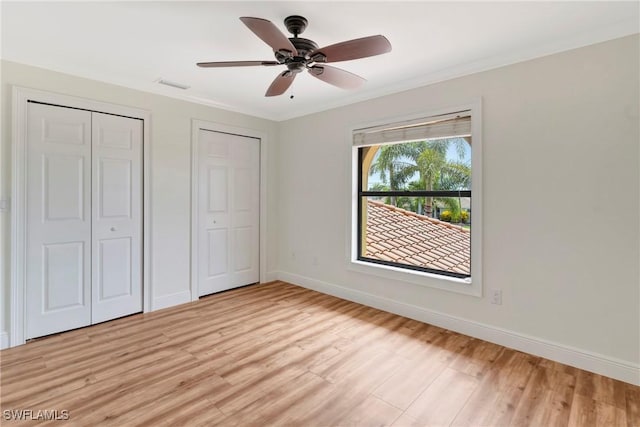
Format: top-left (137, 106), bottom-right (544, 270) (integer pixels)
top-left (157, 79), bottom-right (190, 90)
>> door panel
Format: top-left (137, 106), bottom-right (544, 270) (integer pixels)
top-left (233, 227), bottom-right (251, 271)
top-left (26, 103), bottom-right (92, 339)
top-left (98, 237), bottom-right (132, 300)
top-left (207, 229), bottom-right (228, 277)
top-left (98, 127), bottom-right (133, 149)
top-left (91, 112), bottom-right (142, 324)
top-left (99, 158), bottom-right (132, 218)
top-left (43, 242), bottom-right (85, 311)
top-left (42, 119), bottom-right (86, 145)
top-left (198, 130), bottom-right (259, 296)
top-left (234, 168), bottom-right (251, 212)
top-left (43, 154), bottom-right (85, 220)
top-left (208, 166), bottom-right (228, 213)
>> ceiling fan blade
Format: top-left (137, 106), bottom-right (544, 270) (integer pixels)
top-left (308, 65), bottom-right (366, 90)
top-left (197, 60), bottom-right (280, 68)
top-left (265, 71), bottom-right (296, 97)
top-left (309, 35), bottom-right (391, 63)
top-left (240, 17), bottom-right (298, 56)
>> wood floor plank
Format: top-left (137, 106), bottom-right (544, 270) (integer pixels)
top-left (214, 366), bottom-right (307, 415)
top-left (390, 413), bottom-right (423, 426)
top-left (626, 384), bottom-right (640, 427)
top-left (484, 386), bottom-right (525, 426)
top-left (33, 353), bottom-right (223, 421)
top-left (340, 395), bottom-right (403, 427)
top-left (449, 338), bottom-right (503, 379)
top-left (405, 367), bottom-right (479, 425)
top-left (576, 368), bottom-right (628, 409)
top-left (218, 371), bottom-right (328, 426)
top-left (451, 383), bottom-right (504, 427)
top-left (295, 351), bottom-right (402, 426)
top-left (1, 280), bottom-right (638, 427)
top-left (451, 348), bottom-right (530, 427)
top-left (372, 355), bottom-right (446, 410)
top-left (568, 393), bottom-right (627, 427)
top-left (510, 365), bottom-right (576, 427)
top-left (482, 349), bottom-right (540, 392)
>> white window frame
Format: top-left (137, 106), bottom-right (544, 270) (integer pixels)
top-left (347, 100), bottom-right (482, 297)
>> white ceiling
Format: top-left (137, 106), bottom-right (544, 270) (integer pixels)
top-left (2, 1), bottom-right (638, 121)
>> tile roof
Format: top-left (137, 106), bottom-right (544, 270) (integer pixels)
top-left (365, 200), bottom-right (471, 275)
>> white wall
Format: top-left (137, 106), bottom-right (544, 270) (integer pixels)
top-left (1, 35), bottom-right (638, 384)
top-left (0, 60), bottom-right (280, 344)
top-left (275, 35), bottom-right (640, 383)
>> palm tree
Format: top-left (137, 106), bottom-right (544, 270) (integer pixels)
top-left (407, 138), bottom-right (470, 217)
top-left (406, 140), bottom-right (447, 216)
top-left (369, 144), bottom-right (414, 206)
top-left (368, 138), bottom-right (471, 214)
top-left (440, 162), bottom-right (471, 190)
top-left (439, 162), bottom-right (471, 217)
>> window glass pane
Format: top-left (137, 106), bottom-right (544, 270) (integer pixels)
top-left (362, 197), bottom-right (471, 277)
top-left (363, 138), bottom-right (471, 192)
top-left (358, 136), bottom-right (472, 278)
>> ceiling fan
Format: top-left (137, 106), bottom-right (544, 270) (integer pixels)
top-left (197, 15), bottom-right (392, 97)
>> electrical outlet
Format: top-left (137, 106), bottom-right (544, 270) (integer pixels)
top-left (490, 289), bottom-right (502, 305)
top-left (0, 198), bottom-right (9, 213)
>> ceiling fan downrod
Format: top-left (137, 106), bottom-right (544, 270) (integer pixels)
top-left (283, 15), bottom-right (308, 37)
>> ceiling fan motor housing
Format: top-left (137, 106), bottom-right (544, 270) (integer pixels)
top-left (275, 37), bottom-right (319, 71)
top-left (285, 58), bottom-right (306, 73)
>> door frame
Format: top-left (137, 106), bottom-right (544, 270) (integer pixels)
top-left (10, 86), bottom-right (152, 347)
top-left (190, 120), bottom-right (267, 300)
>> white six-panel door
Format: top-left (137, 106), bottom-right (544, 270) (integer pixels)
top-left (26, 103), bottom-right (92, 339)
top-left (26, 103), bottom-right (142, 339)
top-left (198, 130), bottom-right (259, 296)
top-left (91, 113), bottom-right (142, 324)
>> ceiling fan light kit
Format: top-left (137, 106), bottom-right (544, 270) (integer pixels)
top-left (197, 15), bottom-right (392, 97)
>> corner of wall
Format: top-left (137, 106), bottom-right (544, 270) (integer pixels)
top-left (1, 331), bottom-right (9, 349)
top-left (264, 271), bottom-right (278, 283)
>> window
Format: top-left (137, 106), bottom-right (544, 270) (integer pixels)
top-left (353, 109), bottom-right (477, 282)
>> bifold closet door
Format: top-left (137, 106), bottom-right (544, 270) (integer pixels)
top-left (26, 103), bottom-right (92, 339)
top-left (91, 112), bottom-right (142, 324)
top-left (25, 103), bottom-right (143, 339)
top-left (198, 130), bottom-right (260, 296)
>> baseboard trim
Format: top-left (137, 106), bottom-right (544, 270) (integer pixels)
top-left (152, 290), bottom-right (192, 311)
top-left (277, 271), bottom-right (640, 386)
top-left (0, 331), bottom-right (9, 350)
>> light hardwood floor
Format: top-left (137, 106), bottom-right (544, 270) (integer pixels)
top-left (1, 281), bottom-right (638, 426)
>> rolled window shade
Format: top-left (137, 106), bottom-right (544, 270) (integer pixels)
top-left (353, 110), bottom-right (471, 146)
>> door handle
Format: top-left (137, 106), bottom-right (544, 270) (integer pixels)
top-left (110, 227), bottom-right (116, 232)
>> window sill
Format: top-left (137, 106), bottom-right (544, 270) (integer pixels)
top-left (348, 259), bottom-right (481, 297)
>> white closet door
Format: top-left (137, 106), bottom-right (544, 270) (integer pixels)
top-left (230, 136), bottom-right (260, 287)
top-left (91, 112), bottom-right (142, 323)
top-left (26, 103), bottom-right (92, 339)
top-left (198, 130), bottom-right (259, 296)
